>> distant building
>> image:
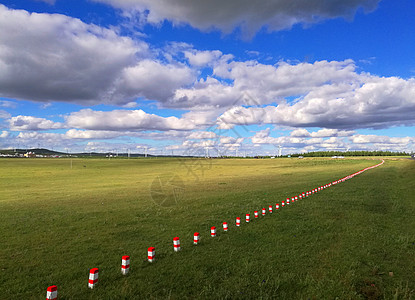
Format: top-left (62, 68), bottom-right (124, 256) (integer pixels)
top-left (24, 151), bottom-right (36, 158)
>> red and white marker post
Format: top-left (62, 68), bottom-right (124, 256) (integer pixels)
top-left (148, 247), bottom-right (155, 262)
top-left (282, 201), bottom-right (285, 207)
top-left (275, 203), bottom-right (279, 210)
top-left (269, 205), bottom-right (273, 214)
top-left (287, 198), bottom-right (290, 205)
top-left (246, 214), bottom-right (250, 223)
top-left (46, 285), bottom-right (57, 300)
top-left (262, 208), bottom-right (266, 216)
top-left (223, 222), bottom-right (228, 231)
top-left (211, 226), bottom-right (216, 237)
top-left (173, 237), bottom-right (181, 252)
top-left (121, 255), bottom-right (130, 275)
top-left (88, 268), bottom-right (99, 289)
top-left (254, 211), bottom-right (259, 218)
top-left (236, 217), bottom-right (241, 226)
top-left (193, 232), bottom-right (200, 245)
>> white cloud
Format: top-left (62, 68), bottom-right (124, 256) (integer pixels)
top-left (250, 128), bottom-right (414, 153)
top-left (93, 0), bottom-right (380, 37)
top-left (65, 129), bottom-right (122, 139)
top-left (216, 71), bottom-right (415, 130)
top-left (187, 131), bottom-right (217, 139)
top-left (0, 131), bottom-right (9, 138)
top-left (290, 128), bottom-right (355, 137)
top-left (184, 50), bottom-right (222, 67)
top-left (0, 100), bottom-right (17, 108)
top-left (290, 128), bottom-right (311, 137)
top-left (0, 5), bottom-right (194, 105)
top-left (350, 134), bottom-right (413, 145)
top-left (117, 59), bottom-right (195, 102)
top-left (65, 109), bottom-right (196, 131)
top-left (0, 110), bottom-right (11, 119)
top-left (9, 116), bottom-right (64, 131)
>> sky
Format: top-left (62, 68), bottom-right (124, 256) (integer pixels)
top-left (0, 0), bottom-right (414, 156)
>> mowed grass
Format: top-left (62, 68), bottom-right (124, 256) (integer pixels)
top-left (0, 157), bottom-right (414, 299)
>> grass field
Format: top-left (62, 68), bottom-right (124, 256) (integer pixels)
top-left (0, 157), bottom-right (414, 299)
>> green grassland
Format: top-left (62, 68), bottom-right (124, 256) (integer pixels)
top-left (0, 157), bottom-right (414, 299)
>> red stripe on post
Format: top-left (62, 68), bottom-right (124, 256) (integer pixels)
top-left (148, 247), bottom-right (155, 262)
top-left (88, 268), bottom-right (99, 289)
top-left (121, 255), bottom-right (130, 275)
top-left (193, 232), bottom-right (200, 245)
top-left (46, 285), bottom-right (57, 300)
top-left (211, 226), bottom-right (216, 237)
top-left (173, 237), bottom-right (181, 252)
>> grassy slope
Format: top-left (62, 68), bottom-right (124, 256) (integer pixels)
top-left (0, 157), bottom-right (414, 299)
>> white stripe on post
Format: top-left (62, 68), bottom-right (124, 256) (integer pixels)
top-left (46, 285), bottom-right (57, 300)
top-left (173, 237), bottom-right (181, 252)
top-left (193, 232), bottom-right (199, 245)
top-left (148, 247), bottom-right (155, 262)
top-left (121, 255), bottom-right (130, 275)
top-left (211, 226), bottom-right (216, 237)
top-left (88, 268), bottom-right (99, 289)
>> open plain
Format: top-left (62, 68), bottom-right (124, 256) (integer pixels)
top-left (0, 157), bottom-right (414, 299)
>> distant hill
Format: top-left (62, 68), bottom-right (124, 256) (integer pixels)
top-left (0, 148), bottom-right (194, 158)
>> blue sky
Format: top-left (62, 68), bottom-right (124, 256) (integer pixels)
top-left (0, 0), bottom-right (414, 155)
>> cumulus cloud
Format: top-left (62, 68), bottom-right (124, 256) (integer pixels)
top-left (94, 0), bottom-right (380, 37)
top-left (9, 116), bottom-right (64, 131)
top-left (250, 128), bottom-right (414, 152)
top-left (290, 128), bottom-right (355, 137)
top-left (65, 109), bottom-right (196, 131)
top-left (0, 131), bottom-right (9, 138)
top-left (184, 50), bottom-right (222, 67)
top-left (216, 73), bottom-right (415, 130)
top-left (350, 134), bottom-right (414, 145)
top-left (170, 59), bottom-right (360, 110)
top-left (0, 5), bottom-right (194, 105)
top-left (187, 131), bottom-right (217, 139)
top-left (65, 129), bottom-right (122, 139)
